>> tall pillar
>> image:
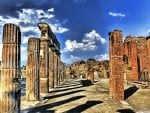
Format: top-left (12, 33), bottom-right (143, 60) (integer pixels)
top-left (109, 30), bottom-right (124, 101)
top-left (49, 48), bottom-right (54, 88)
top-left (0, 23), bottom-right (21, 113)
top-left (38, 23), bottom-right (49, 94)
top-left (54, 52), bottom-right (58, 87)
top-left (57, 53), bottom-right (61, 85)
top-left (26, 38), bottom-right (40, 101)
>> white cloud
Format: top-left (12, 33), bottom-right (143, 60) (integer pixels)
top-left (62, 30), bottom-right (106, 53)
top-left (108, 12), bottom-right (125, 17)
top-left (83, 30), bottom-right (106, 44)
top-left (48, 8), bottom-right (55, 12)
top-left (0, 8), bottom-right (69, 34)
top-left (50, 24), bottom-right (69, 33)
top-left (63, 40), bottom-right (84, 52)
top-left (94, 54), bottom-right (109, 61)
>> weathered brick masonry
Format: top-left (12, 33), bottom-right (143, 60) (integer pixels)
top-left (109, 30), bottom-right (124, 101)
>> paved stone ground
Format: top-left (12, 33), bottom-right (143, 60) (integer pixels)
top-left (21, 79), bottom-right (150, 113)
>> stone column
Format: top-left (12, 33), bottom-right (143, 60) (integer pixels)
top-left (38, 23), bottom-right (49, 94)
top-left (57, 53), bottom-right (61, 85)
top-left (49, 48), bottom-right (54, 88)
top-left (109, 30), bottom-right (124, 101)
top-left (0, 23), bottom-right (21, 113)
top-left (26, 38), bottom-right (40, 101)
top-left (54, 52), bottom-right (58, 87)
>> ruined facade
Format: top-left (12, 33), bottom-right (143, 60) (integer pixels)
top-left (124, 36), bottom-right (150, 81)
top-left (0, 23), bottom-right (21, 113)
top-left (109, 30), bottom-right (124, 101)
top-left (66, 59), bottom-right (109, 79)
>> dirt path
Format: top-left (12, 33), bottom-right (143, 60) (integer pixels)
top-left (21, 79), bottom-right (150, 113)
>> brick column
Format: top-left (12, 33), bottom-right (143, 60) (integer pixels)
top-left (0, 23), bottom-right (21, 113)
top-left (109, 30), bottom-right (124, 101)
top-left (26, 38), bottom-right (40, 101)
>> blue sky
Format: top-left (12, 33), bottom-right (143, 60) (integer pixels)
top-left (0, 0), bottom-right (150, 65)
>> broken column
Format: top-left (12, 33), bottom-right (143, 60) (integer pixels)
top-left (0, 23), bottom-right (21, 113)
top-left (109, 30), bottom-right (124, 101)
top-left (38, 23), bottom-right (49, 94)
top-left (26, 38), bottom-right (40, 101)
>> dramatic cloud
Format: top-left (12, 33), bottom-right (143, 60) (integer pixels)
top-left (108, 12), bottom-right (125, 17)
top-left (83, 30), bottom-right (106, 44)
top-left (94, 54), bottom-right (109, 61)
top-left (62, 30), bottom-right (106, 53)
top-left (0, 8), bottom-right (69, 34)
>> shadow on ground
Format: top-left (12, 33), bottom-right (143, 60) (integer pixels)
top-left (124, 86), bottom-right (139, 99)
top-left (22, 96), bottom-right (85, 113)
top-left (49, 86), bottom-right (83, 93)
top-left (64, 100), bottom-right (103, 113)
top-left (44, 89), bottom-right (84, 100)
top-left (80, 80), bottom-right (93, 86)
top-left (117, 109), bottom-right (135, 113)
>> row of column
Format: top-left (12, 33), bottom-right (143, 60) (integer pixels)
top-left (26, 22), bottom-right (66, 101)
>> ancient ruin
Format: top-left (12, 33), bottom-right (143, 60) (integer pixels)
top-left (66, 59), bottom-right (109, 79)
top-left (0, 23), bottom-right (21, 113)
top-left (124, 36), bottom-right (150, 81)
top-left (0, 21), bottom-right (149, 112)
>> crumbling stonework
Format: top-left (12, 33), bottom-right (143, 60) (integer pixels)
top-left (0, 23), bottom-right (21, 113)
top-left (26, 38), bottom-right (40, 101)
top-left (109, 30), bottom-right (124, 101)
top-left (67, 60), bottom-right (109, 79)
top-left (124, 36), bottom-right (150, 81)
